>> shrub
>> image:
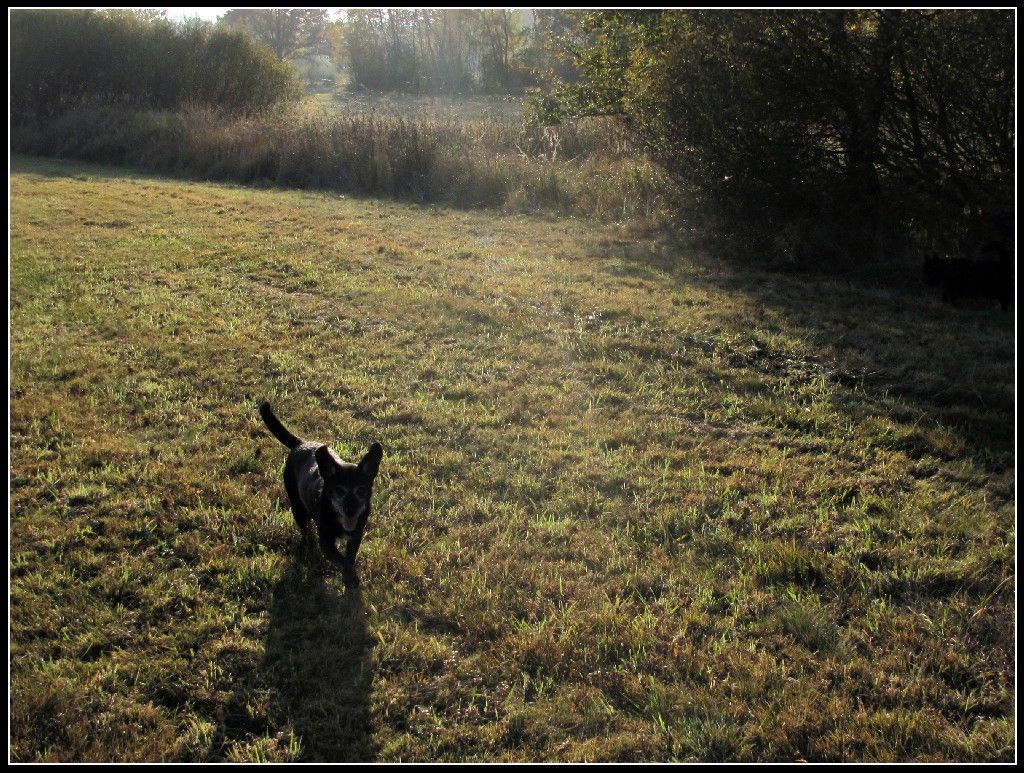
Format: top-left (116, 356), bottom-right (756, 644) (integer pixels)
top-left (543, 10), bottom-right (1015, 266)
top-left (9, 9), bottom-right (300, 121)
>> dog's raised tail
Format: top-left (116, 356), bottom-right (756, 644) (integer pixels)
top-left (259, 402), bottom-right (302, 449)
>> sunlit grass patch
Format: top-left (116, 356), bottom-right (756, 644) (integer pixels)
top-left (10, 156), bottom-right (1015, 761)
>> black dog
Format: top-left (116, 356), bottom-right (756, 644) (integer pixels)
top-left (260, 402), bottom-right (383, 588)
top-left (922, 253), bottom-right (1013, 311)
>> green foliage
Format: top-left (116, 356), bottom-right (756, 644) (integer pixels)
top-left (219, 9), bottom-right (332, 62)
top-left (542, 10), bottom-right (1015, 265)
top-left (9, 9), bottom-right (301, 120)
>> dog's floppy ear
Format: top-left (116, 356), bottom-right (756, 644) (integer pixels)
top-left (358, 442), bottom-right (383, 479)
top-left (315, 445), bottom-right (342, 480)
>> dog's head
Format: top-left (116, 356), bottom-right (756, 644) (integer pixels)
top-left (315, 443), bottom-right (383, 534)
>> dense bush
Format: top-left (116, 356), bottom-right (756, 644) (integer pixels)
top-left (9, 9), bottom-right (300, 120)
top-left (543, 10), bottom-right (1015, 265)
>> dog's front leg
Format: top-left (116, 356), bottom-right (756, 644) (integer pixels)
top-left (341, 512), bottom-right (372, 588)
top-left (318, 525), bottom-right (360, 588)
top-left (341, 527), bottom-right (366, 587)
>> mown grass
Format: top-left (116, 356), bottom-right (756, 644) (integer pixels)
top-left (9, 155), bottom-right (1015, 762)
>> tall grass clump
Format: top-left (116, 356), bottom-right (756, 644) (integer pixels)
top-left (12, 102), bottom-right (672, 221)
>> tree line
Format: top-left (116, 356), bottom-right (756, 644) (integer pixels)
top-left (218, 8), bottom-right (569, 96)
top-left (341, 9), bottom-right (538, 94)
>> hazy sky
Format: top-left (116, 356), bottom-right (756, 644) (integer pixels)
top-left (163, 7), bottom-right (230, 23)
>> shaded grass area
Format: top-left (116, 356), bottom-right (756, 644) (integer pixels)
top-left (9, 156), bottom-right (1015, 761)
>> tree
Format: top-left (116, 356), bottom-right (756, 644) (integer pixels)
top-left (221, 8), bottom-right (331, 61)
top-left (340, 9), bottom-right (532, 94)
top-left (539, 10), bottom-right (1014, 265)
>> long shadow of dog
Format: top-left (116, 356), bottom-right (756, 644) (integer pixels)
top-left (259, 542), bottom-right (376, 761)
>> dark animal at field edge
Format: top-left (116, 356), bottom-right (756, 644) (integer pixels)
top-left (922, 212), bottom-right (1014, 311)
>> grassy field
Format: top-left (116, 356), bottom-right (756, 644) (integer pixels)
top-left (9, 155), bottom-right (1015, 762)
